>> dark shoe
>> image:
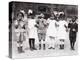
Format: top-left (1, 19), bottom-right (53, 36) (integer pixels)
top-left (48, 47), bottom-right (52, 49)
top-left (62, 44), bottom-right (64, 49)
top-left (60, 45), bottom-right (64, 49)
top-left (20, 46), bottom-right (25, 53)
top-left (30, 48), bottom-right (33, 51)
top-left (72, 47), bottom-right (75, 50)
top-left (52, 47), bottom-right (55, 49)
top-left (70, 47), bottom-right (73, 50)
top-left (18, 47), bottom-right (20, 53)
top-left (33, 48), bottom-right (37, 50)
top-left (18, 46), bottom-right (24, 53)
top-left (59, 45), bottom-right (62, 49)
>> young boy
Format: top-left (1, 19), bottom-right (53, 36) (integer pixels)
top-left (68, 17), bottom-right (78, 50)
top-left (35, 13), bottom-right (48, 50)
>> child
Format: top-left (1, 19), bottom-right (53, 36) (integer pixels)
top-left (57, 13), bottom-right (68, 49)
top-left (68, 17), bottom-right (78, 50)
top-left (47, 16), bottom-right (57, 49)
top-left (14, 12), bottom-right (26, 53)
top-left (28, 16), bottom-right (37, 51)
top-left (35, 13), bottom-right (48, 50)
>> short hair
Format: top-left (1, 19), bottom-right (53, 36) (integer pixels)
top-left (73, 16), bottom-right (78, 20)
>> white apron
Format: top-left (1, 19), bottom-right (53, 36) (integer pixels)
top-left (57, 20), bottom-right (68, 39)
top-left (47, 20), bottom-right (57, 37)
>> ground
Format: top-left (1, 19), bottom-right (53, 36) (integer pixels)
top-left (12, 26), bottom-right (78, 59)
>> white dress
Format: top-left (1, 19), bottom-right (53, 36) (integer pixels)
top-left (28, 19), bottom-right (38, 44)
top-left (47, 20), bottom-right (57, 37)
top-left (28, 19), bottom-right (37, 38)
top-left (46, 19), bottom-right (57, 48)
top-left (57, 20), bottom-right (68, 40)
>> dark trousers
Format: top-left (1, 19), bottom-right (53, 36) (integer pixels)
top-left (29, 38), bottom-right (35, 49)
top-left (69, 36), bottom-right (76, 49)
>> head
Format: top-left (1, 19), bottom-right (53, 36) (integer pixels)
top-left (38, 13), bottom-right (45, 19)
top-left (17, 12), bottom-right (24, 20)
top-left (38, 16), bottom-right (44, 20)
top-left (54, 13), bottom-right (59, 21)
top-left (72, 16), bottom-right (77, 22)
top-left (28, 9), bottom-right (33, 14)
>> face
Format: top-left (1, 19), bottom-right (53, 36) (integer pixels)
top-left (54, 11), bottom-right (58, 16)
top-left (55, 17), bottom-right (59, 21)
top-left (17, 13), bottom-right (23, 20)
top-left (72, 18), bottom-right (76, 22)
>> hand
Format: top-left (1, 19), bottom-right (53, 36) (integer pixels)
top-left (34, 24), bottom-right (38, 28)
top-left (73, 29), bottom-right (76, 31)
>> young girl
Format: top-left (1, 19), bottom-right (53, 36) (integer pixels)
top-left (47, 16), bottom-right (57, 49)
top-left (14, 12), bottom-right (26, 53)
top-left (57, 14), bottom-right (68, 49)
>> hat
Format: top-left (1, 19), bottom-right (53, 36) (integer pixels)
top-left (40, 13), bottom-right (44, 17)
top-left (53, 11), bottom-right (58, 16)
top-left (20, 10), bottom-right (25, 14)
top-left (28, 9), bottom-right (33, 14)
top-left (59, 11), bottom-right (64, 15)
top-left (72, 16), bottom-right (77, 20)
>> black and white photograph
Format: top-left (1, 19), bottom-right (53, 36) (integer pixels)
top-left (9, 1), bottom-right (78, 59)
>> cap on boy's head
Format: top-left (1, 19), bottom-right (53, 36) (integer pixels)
top-left (72, 16), bottom-right (77, 20)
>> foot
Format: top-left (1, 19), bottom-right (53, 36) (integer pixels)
top-left (72, 47), bottom-right (75, 50)
top-left (21, 50), bottom-right (25, 53)
top-left (70, 47), bottom-right (73, 50)
top-left (60, 47), bottom-right (64, 49)
top-left (33, 48), bottom-right (37, 50)
top-left (52, 47), bottom-right (55, 49)
top-left (71, 47), bottom-right (75, 50)
top-left (59, 45), bottom-right (64, 49)
top-left (48, 47), bottom-right (52, 49)
top-left (18, 50), bottom-right (24, 53)
top-left (39, 44), bottom-right (41, 50)
top-left (59, 45), bottom-right (62, 49)
top-left (43, 47), bottom-right (46, 50)
top-left (30, 48), bottom-right (33, 51)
